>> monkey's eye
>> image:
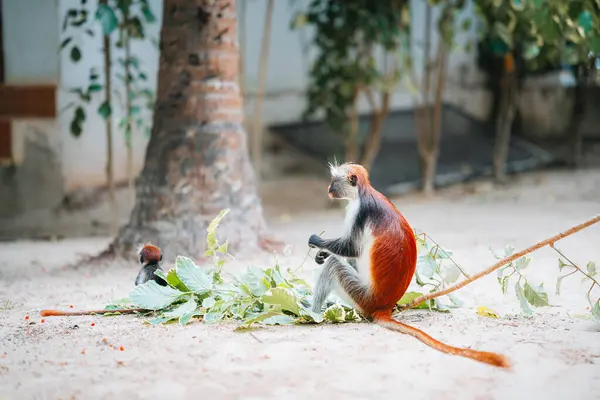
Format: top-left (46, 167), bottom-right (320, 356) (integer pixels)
top-left (349, 174), bottom-right (357, 186)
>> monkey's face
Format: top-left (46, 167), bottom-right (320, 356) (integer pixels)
top-left (328, 173), bottom-right (358, 200)
top-left (327, 161), bottom-right (367, 200)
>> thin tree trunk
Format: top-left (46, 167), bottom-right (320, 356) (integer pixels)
top-left (250, 0), bottom-right (274, 185)
top-left (101, 0), bottom-right (117, 235)
top-left (346, 88), bottom-right (360, 162)
top-left (109, 0), bottom-right (281, 260)
top-left (421, 44), bottom-right (447, 195)
top-left (360, 92), bottom-right (390, 170)
top-left (569, 64), bottom-right (586, 168)
top-left (124, 10), bottom-right (134, 199)
top-left (417, 1), bottom-right (435, 194)
top-left (493, 53), bottom-right (517, 183)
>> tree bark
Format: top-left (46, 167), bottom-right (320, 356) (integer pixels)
top-left (493, 53), bottom-right (517, 183)
top-left (109, 0), bottom-right (280, 260)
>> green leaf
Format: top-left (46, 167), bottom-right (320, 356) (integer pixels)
top-left (397, 291), bottom-right (424, 306)
top-left (176, 256), bottom-right (213, 294)
top-left (88, 84), bottom-right (102, 93)
top-left (238, 266), bottom-right (270, 297)
top-left (262, 314), bottom-right (297, 325)
top-left (586, 262), bottom-right (597, 277)
top-left (592, 299), bottom-right (600, 321)
top-left (206, 209), bottom-right (230, 248)
top-left (447, 293), bottom-right (464, 307)
top-left (60, 37), bottom-right (72, 50)
top-left (344, 308), bottom-right (361, 322)
top-left (555, 274), bottom-right (569, 296)
top-left (95, 4), bottom-right (118, 36)
top-left (290, 12), bottom-right (308, 30)
top-left (558, 258), bottom-right (568, 271)
top-left (493, 22), bottom-right (513, 48)
top-left (504, 245), bottom-right (515, 257)
top-left (515, 281), bottom-right (533, 316)
top-left (441, 264), bottom-right (461, 283)
top-left (515, 256), bottom-right (531, 271)
top-left (240, 308), bottom-right (287, 326)
top-left (523, 282), bottom-right (550, 307)
top-left (501, 276), bottom-right (510, 295)
top-left (163, 296), bottom-right (197, 319)
top-left (74, 106), bottom-right (86, 122)
top-left (70, 46), bottom-right (82, 62)
top-left (510, 0), bottom-right (525, 11)
top-left (97, 101), bottom-right (112, 119)
top-left (523, 43), bottom-right (540, 60)
top-left (179, 312), bottom-right (197, 326)
top-left (129, 280), bottom-right (184, 310)
top-left (260, 287), bottom-right (301, 315)
top-left (577, 10), bottom-right (593, 35)
top-left (202, 296), bottom-right (216, 309)
top-left (166, 268), bottom-right (190, 292)
top-left (417, 255), bottom-right (437, 279)
top-left (324, 304), bottom-right (345, 323)
top-left (216, 241), bottom-right (228, 254)
top-left (461, 18), bottom-right (472, 32)
top-left (142, 4), bottom-right (156, 23)
top-left (70, 117), bottom-right (83, 137)
top-left (147, 317), bottom-right (171, 325)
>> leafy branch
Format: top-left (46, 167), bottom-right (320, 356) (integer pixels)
top-left (400, 214), bottom-right (600, 317)
top-left (552, 244), bottom-right (600, 320)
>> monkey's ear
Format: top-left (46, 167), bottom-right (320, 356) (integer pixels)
top-left (349, 174), bottom-right (357, 186)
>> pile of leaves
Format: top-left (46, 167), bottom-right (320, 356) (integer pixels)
top-left (107, 210), bottom-right (461, 327)
top-left (106, 209), bottom-right (600, 327)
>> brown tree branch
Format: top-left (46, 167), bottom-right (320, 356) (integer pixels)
top-left (401, 214), bottom-right (600, 310)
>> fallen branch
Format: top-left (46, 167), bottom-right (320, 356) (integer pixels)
top-left (402, 214), bottom-right (600, 310)
top-left (40, 308), bottom-right (146, 317)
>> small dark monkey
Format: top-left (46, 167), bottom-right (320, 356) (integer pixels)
top-left (135, 244), bottom-right (167, 286)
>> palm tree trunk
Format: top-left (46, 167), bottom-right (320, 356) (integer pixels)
top-left (110, 0), bottom-right (280, 260)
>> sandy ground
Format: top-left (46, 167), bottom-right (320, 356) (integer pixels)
top-left (1, 168), bottom-right (600, 400)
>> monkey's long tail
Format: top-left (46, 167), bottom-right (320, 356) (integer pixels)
top-left (373, 314), bottom-right (510, 369)
top-left (40, 308), bottom-right (145, 317)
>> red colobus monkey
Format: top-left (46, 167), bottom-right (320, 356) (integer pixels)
top-left (308, 162), bottom-right (510, 368)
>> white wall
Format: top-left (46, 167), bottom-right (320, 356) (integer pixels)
top-left (240, 0), bottom-right (492, 125)
top-left (57, 0), bottom-right (161, 191)
top-left (2, 0), bottom-right (60, 84)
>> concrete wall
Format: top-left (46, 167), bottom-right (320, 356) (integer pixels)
top-left (0, 0), bottom-right (63, 218)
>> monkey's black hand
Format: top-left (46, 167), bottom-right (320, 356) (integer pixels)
top-left (315, 250), bottom-right (330, 265)
top-left (308, 234), bottom-right (324, 249)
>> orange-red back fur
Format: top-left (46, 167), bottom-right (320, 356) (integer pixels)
top-left (345, 165), bottom-right (417, 316)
